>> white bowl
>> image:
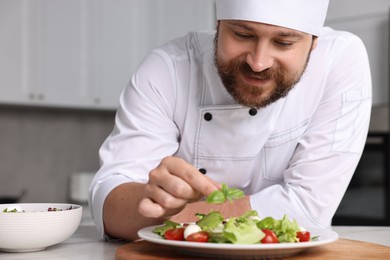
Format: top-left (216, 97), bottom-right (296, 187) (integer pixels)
top-left (0, 203), bottom-right (82, 252)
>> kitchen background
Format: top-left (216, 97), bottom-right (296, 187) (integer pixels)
top-left (0, 0), bottom-right (389, 224)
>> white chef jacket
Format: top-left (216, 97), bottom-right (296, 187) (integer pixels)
top-left (89, 27), bottom-right (372, 239)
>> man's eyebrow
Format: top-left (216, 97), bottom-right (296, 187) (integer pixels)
top-left (276, 31), bottom-right (305, 39)
top-left (227, 21), bottom-right (306, 39)
top-left (227, 21), bottom-right (253, 31)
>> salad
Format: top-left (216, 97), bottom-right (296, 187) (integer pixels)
top-left (153, 184), bottom-right (314, 244)
top-left (153, 210), bottom-right (314, 244)
top-left (153, 210), bottom-right (317, 244)
top-left (2, 205), bottom-right (73, 213)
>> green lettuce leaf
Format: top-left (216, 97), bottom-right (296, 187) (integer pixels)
top-left (196, 211), bottom-right (224, 232)
top-left (152, 220), bottom-right (181, 236)
top-left (223, 217), bottom-right (265, 244)
top-left (257, 214), bottom-right (300, 243)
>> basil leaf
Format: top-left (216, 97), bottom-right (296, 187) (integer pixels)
top-left (206, 190), bottom-right (226, 204)
top-left (206, 183), bottom-right (245, 204)
top-left (221, 183), bottom-right (229, 195)
top-left (225, 188), bottom-right (245, 202)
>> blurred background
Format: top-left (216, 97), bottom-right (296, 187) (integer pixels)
top-left (0, 0), bottom-right (388, 225)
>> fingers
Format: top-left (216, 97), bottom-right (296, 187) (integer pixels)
top-left (144, 181), bottom-right (189, 209)
top-left (138, 156), bottom-right (220, 219)
top-left (148, 165), bottom-right (202, 201)
top-left (138, 182), bottom-right (188, 218)
top-left (138, 198), bottom-right (179, 218)
top-left (158, 156), bottom-right (219, 197)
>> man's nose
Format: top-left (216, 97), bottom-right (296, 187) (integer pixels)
top-left (245, 43), bottom-right (274, 72)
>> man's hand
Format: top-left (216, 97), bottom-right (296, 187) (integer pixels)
top-left (138, 156), bottom-right (219, 218)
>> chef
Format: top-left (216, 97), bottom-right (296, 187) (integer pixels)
top-left (89, 0), bottom-right (372, 241)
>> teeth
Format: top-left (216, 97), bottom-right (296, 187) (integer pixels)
top-left (248, 74), bottom-right (269, 80)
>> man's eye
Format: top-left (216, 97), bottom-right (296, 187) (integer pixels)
top-left (234, 32), bottom-right (253, 39)
top-left (275, 41), bottom-right (294, 48)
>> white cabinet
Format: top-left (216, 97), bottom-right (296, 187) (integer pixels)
top-left (0, 1), bottom-right (24, 103)
top-left (89, 0), bottom-right (216, 109)
top-left (326, 0), bottom-right (390, 106)
top-left (0, 0), bottom-right (216, 110)
top-left (0, 0), bottom-right (93, 108)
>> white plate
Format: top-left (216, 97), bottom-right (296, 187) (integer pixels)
top-left (138, 226), bottom-right (339, 259)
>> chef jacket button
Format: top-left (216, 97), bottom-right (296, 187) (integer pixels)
top-left (199, 168), bottom-right (207, 174)
top-left (204, 112), bottom-right (212, 121)
top-left (249, 108), bottom-right (257, 116)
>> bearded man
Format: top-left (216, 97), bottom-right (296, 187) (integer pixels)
top-left (89, 0), bottom-right (372, 241)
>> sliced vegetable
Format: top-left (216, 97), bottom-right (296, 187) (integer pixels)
top-left (257, 215), bottom-right (300, 243)
top-left (261, 229), bottom-right (279, 243)
top-left (153, 220), bottom-right (181, 237)
top-left (186, 231), bottom-right (209, 242)
top-left (296, 231), bottom-right (311, 242)
top-left (152, 210), bottom-right (314, 245)
top-left (164, 227), bottom-right (185, 241)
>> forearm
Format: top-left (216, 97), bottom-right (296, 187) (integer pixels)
top-left (103, 182), bottom-right (164, 241)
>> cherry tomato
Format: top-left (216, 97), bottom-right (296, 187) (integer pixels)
top-left (164, 227), bottom-right (185, 241)
top-left (261, 229), bottom-right (279, 243)
top-left (296, 231), bottom-right (311, 242)
top-left (186, 231), bottom-right (209, 242)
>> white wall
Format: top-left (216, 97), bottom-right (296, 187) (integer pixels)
top-left (326, 0), bottom-right (390, 106)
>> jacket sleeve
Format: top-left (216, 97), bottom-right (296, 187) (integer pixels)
top-left (88, 48), bottom-right (181, 238)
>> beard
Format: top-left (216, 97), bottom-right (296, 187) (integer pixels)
top-left (214, 34), bottom-right (312, 109)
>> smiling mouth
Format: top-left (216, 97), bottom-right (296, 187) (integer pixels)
top-left (241, 72), bottom-right (272, 86)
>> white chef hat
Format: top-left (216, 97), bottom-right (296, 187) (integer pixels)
top-left (216, 0), bottom-right (329, 36)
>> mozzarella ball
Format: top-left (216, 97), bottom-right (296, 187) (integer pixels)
top-left (184, 224), bottom-right (202, 239)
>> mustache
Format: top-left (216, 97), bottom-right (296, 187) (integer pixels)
top-left (240, 63), bottom-right (279, 80)
top-left (219, 58), bottom-right (279, 81)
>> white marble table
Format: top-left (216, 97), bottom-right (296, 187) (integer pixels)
top-left (1, 224), bottom-right (389, 260)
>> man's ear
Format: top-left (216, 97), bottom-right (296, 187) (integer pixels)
top-left (311, 36), bottom-right (319, 51)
